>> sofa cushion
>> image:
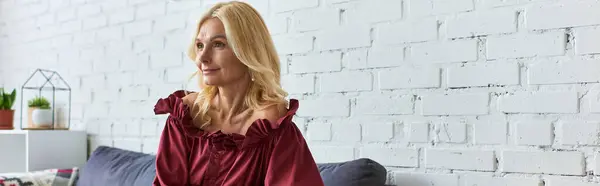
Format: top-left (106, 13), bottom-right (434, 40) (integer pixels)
top-left (317, 158), bottom-right (387, 186)
top-left (76, 146), bottom-right (156, 186)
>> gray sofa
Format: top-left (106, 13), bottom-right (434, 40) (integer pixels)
top-left (75, 146), bottom-right (388, 186)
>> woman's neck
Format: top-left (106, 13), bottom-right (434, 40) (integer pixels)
top-left (216, 79), bottom-right (251, 119)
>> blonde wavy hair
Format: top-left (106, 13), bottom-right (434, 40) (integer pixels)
top-left (186, 1), bottom-right (288, 129)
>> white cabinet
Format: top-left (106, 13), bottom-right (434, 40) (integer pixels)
top-left (0, 130), bottom-right (87, 173)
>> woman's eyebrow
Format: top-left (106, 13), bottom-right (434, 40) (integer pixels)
top-left (195, 34), bottom-right (227, 42)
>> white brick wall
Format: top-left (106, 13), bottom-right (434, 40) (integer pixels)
top-left (2, 0), bottom-right (600, 185)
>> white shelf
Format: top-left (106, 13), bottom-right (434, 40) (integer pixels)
top-left (0, 130), bottom-right (88, 173)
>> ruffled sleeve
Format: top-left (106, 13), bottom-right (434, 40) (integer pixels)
top-left (153, 90), bottom-right (195, 186)
top-left (264, 99), bottom-right (325, 186)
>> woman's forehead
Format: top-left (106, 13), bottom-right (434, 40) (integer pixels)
top-left (197, 18), bottom-right (225, 39)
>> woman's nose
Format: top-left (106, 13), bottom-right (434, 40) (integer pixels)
top-left (198, 50), bottom-right (211, 64)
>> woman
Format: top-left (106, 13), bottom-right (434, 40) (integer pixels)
top-left (152, 1), bottom-right (324, 186)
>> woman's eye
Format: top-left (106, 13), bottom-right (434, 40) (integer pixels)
top-left (214, 42), bottom-right (225, 48)
top-left (196, 43), bottom-right (204, 49)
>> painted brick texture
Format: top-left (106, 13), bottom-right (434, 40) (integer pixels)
top-left (1, 0), bottom-right (600, 185)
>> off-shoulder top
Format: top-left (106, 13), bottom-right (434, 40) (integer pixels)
top-left (152, 90), bottom-right (324, 186)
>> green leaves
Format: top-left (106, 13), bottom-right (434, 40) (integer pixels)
top-left (28, 96), bottom-right (50, 109)
top-left (0, 88), bottom-right (17, 110)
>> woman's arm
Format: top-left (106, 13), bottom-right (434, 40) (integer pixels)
top-left (152, 92), bottom-right (197, 186)
top-left (264, 121), bottom-right (325, 186)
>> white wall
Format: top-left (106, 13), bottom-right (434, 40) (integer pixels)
top-left (3, 0), bottom-right (600, 185)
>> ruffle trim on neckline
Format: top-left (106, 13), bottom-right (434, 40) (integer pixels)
top-left (153, 90), bottom-right (299, 150)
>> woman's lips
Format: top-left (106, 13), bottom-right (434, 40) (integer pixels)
top-left (202, 68), bottom-right (220, 75)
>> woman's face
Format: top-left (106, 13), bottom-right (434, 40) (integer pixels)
top-left (195, 18), bottom-right (249, 86)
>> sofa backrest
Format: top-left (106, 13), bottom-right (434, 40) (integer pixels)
top-left (76, 146), bottom-right (387, 186)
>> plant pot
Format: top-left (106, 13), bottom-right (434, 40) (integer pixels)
top-left (0, 110), bottom-right (14, 130)
top-left (31, 108), bottom-right (53, 128)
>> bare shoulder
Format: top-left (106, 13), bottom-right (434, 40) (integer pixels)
top-left (254, 102), bottom-right (288, 124)
top-left (182, 92), bottom-right (199, 107)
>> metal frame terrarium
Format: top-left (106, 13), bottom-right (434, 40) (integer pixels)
top-left (19, 69), bottom-right (72, 130)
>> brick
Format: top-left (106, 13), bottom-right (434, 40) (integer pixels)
top-left (408, 122), bottom-right (430, 143)
top-left (546, 178), bottom-right (600, 186)
top-left (528, 60), bottom-right (600, 85)
top-left (425, 148), bottom-right (496, 171)
top-left (82, 15), bottom-right (108, 30)
top-left (331, 123), bottom-right (361, 142)
top-left (133, 34), bottom-right (165, 53)
top-left (124, 20), bottom-right (152, 38)
top-left (309, 145), bottom-right (354, 163)
top-left (526, 1), bottom-right (600, 30)
top-left (446, 8), bottom-right (517, 38)
top-left (129, 0), bottom-right (153, 5)
top-left (343, 49), bottom-right (368, 69)
top-left (307, 123), bottom-right (331, 141)
top-left (498, 91), bottom-right (578, 114)
top-left (487, 31), bottom-right (566, 59)
top-left (447, 62), bottom-right (520, 88)
top-left (355, 95), bottom-right (414, 115)
top-left (85, 103), bottom-right (109, 118)
top-left (408, 0), bottom-right (474, 17)
top-left (113, 138), bottom-right (142, 152)
top-left (77, 4), bottom-right (101, 17)
top-left (558, 121), bottom-right (600, 146)
top-left (142, 138), bottom-right (159, 154)
top-left (132, 34), bottom-right (166, 53)
top-left (574, 28), bottom-right (600, 55)
top-left (92, 58), bottom-right (119, 72)
top-left (109, 8), bottom-right (135, 25)
top-left (298, 98), bottom-right (350, 117)
top-left (379, 66), bottom-right (441, 90)
top-left (501, 150), bottom-right (585, 175)
top-left (376, 17), bottom-right (437, 45)
top-left (165, 66), bottom-right (197, 84)
top-left (292, 117), bottom-right (307, 135)
top-left (121, 53), bottom-right (149, 72)
top-left (121, 86), bottom-right (149, 101)
top-left (435, 121), bottom-right (467, 143)
top-left (56, 7), bottom-right (76, 22)
top-left (366, 46), bottom-right (404, 68)
top-left (59, 20), bottom-right (81, 34)
top-left (359, 146), bottom-right (419, 167)
top-left (266, 15), bottom-right (287, 35)
top-left (346, 0), bottom-right (402, 23)
top-left (167, 0), bottom-right (202, 13)
top-left (154, 12), bottom-right (187, 33)
top-left (292, 7), bottom-right (339, 32)
top-left (150, 50), bottom-right (183, 69)
top-left (394, 173), bottom-right (459, 186)
top-left (106, 39), bottom-right (133, 57)
top-left (362, 123), bottom-right (394, 142)
top-left (271, 0), bottom-right (318, 13)
top-left (595, 153), bottom-right (600, 175)
top-left (411, 39), bottom-right (478, 63)
top-left (319, 71), bottom-right (372, 93)
top-left (95, 26), bottom-right (123, 42)
top-left (281, 74), bottom-right (315, 94)
top-left (100, 0), bottom-right (128, 12)
top-left (272, 34), bottom-right (313, 54)
top-left (290, 52), bottom-right (341, 73)
top-left (421, 93), bottom-right (489, 116)
top-left (463, 175), bottom-right (541, 186)
top-left (316, 25), bottom-right (371, 51)
top-left (473, 121), bottom-right (507, 145)
top-left (135, 2), bottom-right (166, 20)
top-left (514, 119), bottom-right (553, 146)
top-left (134, 70), bottom-right (164, 85)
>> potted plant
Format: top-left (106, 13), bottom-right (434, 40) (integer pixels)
top-left (27, 96), bottom-right (53, 128)
top-left (0, 88), bottom-right (17, 130)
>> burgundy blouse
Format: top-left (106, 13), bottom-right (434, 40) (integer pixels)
top-left (152, 90), bottom-right (325, 186)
